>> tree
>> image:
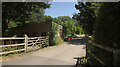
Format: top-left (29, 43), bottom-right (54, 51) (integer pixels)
top-left (2, 2), bottom-right (51, 36)
top-left (53, 18), bottom-right (63, 25)
top-left (74, 2), bottom-right (96, 35)
top-left (53, 16), bottom-right (83, 40)
top-left (57, 16), bottom-right (78, 39)
top-left (94, 2), bottom-right (120, 47)
top-left (58, 16), bottom-right (73, 24)
top-left (44, 15), bottom-right (53, 21)
top-left (29, 8), bottom-right (45, 23)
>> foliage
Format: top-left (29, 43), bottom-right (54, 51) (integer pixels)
top-left (53, 18), bottom-right (63, 25)
top-left (73, 2), bottom-right (96, 35)
top-left (75, 25), bottom-right (84, 34)
top-left (94, 2), bottom-right (120, 48)
top-left (57, 16), bottom-right (73, 23)
top-left (44, 15), bottom-right (53, 21)
top-left (71, 33), bottom-right (77, 38)
top-left (90, 2), bottom-right (102, 17)
top-left (29, 8), bottom-right (45, 23)
top-left (63, 21), bottom-right (76, 37)
top-left (56, 36), bottom-right (64, 44)
top-left (2, 2), bottom-right (51, 36)
top-left (49, 22), bottom-right (59, 46)
top-left (53, 16), bottom-right (83, 40)
top-left (86, 2), bottom-right (120, 66)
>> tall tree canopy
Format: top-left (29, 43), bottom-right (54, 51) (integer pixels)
top-left (57, 16), bottom-right (73, 23)
top-left (2, 2), bottom-right (51, 36)
top-left (73, 2), bottom-right (96, 35)
top-left (94, 2), bottom-right (120, 47)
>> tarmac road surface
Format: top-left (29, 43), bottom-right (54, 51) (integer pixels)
top-left (2, 35), bottom-right (86, 66)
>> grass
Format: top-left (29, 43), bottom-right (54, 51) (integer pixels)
top-left (18, 54), bottom-right (22, 56)
top-left (27, 51), bottom-right (31, 54)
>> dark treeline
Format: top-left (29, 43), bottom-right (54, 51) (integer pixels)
top-left (74, 2), bottom-right (120, 47)
top-left (2, 2), bottom-right (51, 36)
top-left (74, 2), bottom-right (120, 66)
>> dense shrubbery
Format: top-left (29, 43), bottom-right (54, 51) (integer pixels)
top-left (94, 2), bottom-right (120, 48)
top-left (49, 22), bottom-right (59, 46)
top-left (85, 2), bottom-right (120, 66)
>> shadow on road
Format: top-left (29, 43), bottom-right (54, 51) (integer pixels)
top-left (70, 36), bottom-right (86, 45)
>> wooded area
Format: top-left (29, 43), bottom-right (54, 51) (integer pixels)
top-left (1, 1), bottom-right (120, 66)
top-left (73, 2), bottom-right (120, 66)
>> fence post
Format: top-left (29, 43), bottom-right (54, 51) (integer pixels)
top-left (113, 49), bottom-right (119, 66)
top-left (47, 36), bottom-right (49, 46)
top-left (113, 43), bottom-right (119, 66)
top-left (25, 34), bottom-right (28, 53)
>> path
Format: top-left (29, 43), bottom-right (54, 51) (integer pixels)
top-left (2, 35), bottom-right (86, 66)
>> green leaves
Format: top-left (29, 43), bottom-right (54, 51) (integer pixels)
top-left (2, 2), bottom-right (51, 36)
top-left (29, 8), bottom-right (45, 23)
top-left (94, 2), bottom-right (120, 47)
top-left (74, 2), bottom-right (96, 35)
top-left (53, 16), bottom-right (83, 40)
top-left (49, 22), bottom-right (58, 46)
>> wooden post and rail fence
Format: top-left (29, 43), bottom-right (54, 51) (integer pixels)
top-left (86, 36), bottom-right (120, 66)
top-left (0, 35), bottom-right (49, 55)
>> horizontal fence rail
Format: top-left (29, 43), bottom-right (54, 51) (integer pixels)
top-left (0, 43), bottom-right (25, 48)
top-left (88, 40), bottom-right (120, 54)
top-left (87, 37), bottom-right (120, 66)
top-left (0, 37), bottom-right (25, 40)
top-left (88, 51), bottom-right (104, 65)
top-left (0, 35), bottom-right (49, 55)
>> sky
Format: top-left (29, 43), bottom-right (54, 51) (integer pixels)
top-left (44, 2), bottom-right (79, 18)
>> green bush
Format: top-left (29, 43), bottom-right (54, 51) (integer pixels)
top-left (87, 3), bottom-right (120, 66)
top-left (72, 33), bottom-right (77, 38)
top-left (49, 22), bottom-right (58, 46)
top-left (94, 3), bottom-right (120, 48)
